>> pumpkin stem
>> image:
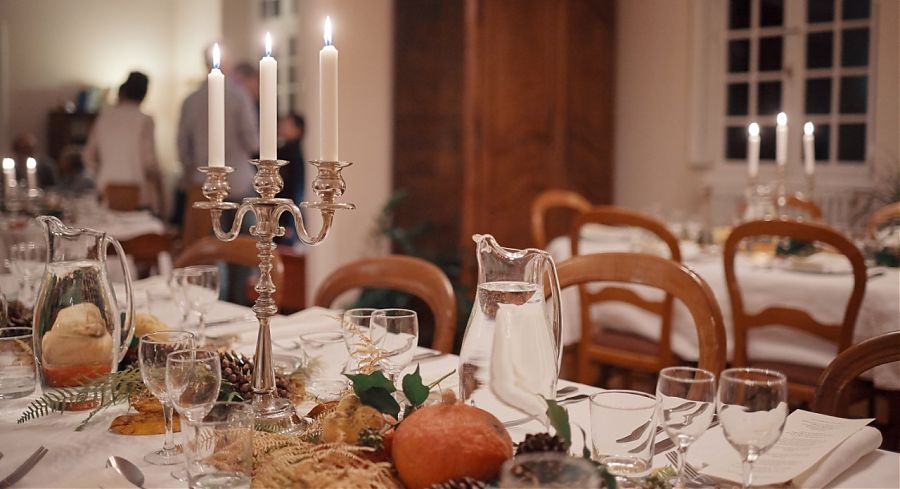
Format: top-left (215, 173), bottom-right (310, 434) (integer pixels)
top-left (441, 389), bottom-right (457, 404)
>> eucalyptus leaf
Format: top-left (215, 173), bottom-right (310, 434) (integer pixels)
top-left (545, 398), bottom-right (572, 448)
top-left (401, 366), bottom-right (429, 407)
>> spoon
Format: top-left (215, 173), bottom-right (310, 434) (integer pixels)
top-left (556, 386), bottom-right (578, 397)
top-left (106, 456), bottom-right (146, 489)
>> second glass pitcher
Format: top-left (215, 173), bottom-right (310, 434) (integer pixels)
top-left (458, 234), bottom-right (562, 422)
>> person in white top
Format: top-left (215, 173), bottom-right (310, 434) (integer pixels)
top-left (83, 71), bottom-right (161, 214)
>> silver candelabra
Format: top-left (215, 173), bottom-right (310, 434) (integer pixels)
top-left (194, 159), bottom-right (354, 425)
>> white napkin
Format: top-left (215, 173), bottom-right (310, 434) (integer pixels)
top-left (792, 426), bottom-right (883, 488)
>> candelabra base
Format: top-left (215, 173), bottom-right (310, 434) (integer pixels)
top-left (252, 396), bottom-right (307, 433)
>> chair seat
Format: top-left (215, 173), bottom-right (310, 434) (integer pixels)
top-left (592, 328), bottom-right (660, 356)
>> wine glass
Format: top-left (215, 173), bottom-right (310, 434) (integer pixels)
top-left (166, 348), bottom-right (222, 481)
top-left (9, 241), bottom-right (46, 308)
top-left (168, 268), bottom-right (193, 328)
top-left (138, 331), bottom-right (195, 465)
top-left (341, 308), bottom-right (386, 373)
top-left (182, 265), bottom-right (220, 346)
top-left (370, 309), bottom-right (419, 380)
top-left (656, 366), bottom-right (716, 488)
top-left (717, 368), bottom-right (788, 489)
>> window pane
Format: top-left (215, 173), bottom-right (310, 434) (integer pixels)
top-left (839, 76), bottom-right (868, 114)
top-left (843, 0), bottom-right (870, 20)
top-left (806, 32), bottom-right (833, 69)
top-left (813, 123), bottom-right (830, 161)
top-left (808, 0), bottom-right (834, 23)
top-left (729, 0), bottom-right (751, 29)
top-left (838, 124), bottom-right (866, 162)
top-left (760, 125), bottom-right (776, 161)
top-left (727, 83), bottom-right (750, 115)
top-left (805, 78), bottom-right (832, 114)
top-left (842, 28), bottom-right (869, 67)
top-left (726, 126), bottom-right (748, 160)
top-left (758, 81), bottom-right (782, 115)
top-left (729, 39), bottom-right (751, 73)
top-left (759, 0), bottom-right (784, 26)
top-left (758, 37), bottom-right (783, 71)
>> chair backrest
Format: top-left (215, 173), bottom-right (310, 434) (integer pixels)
top-left (120, 233), bottom-right (173, 279)
top-left (181, 185), bottom-right (212, 249)
top-left (783, 194), bottom-right (823, 220)
top-left (723, 219), bottom-right (867, 368)
top-left (865, 202), bottom-right (900, 238)
top-left (103, 184), bottom-right (140, 211)
top-left (556, 253), bottom-right (727, 377)
top-left (313, 255), bottom-right (457, 353)
top-left (812, 331), bottom-right (900, 416)
top-left (530, 189), bottom-right (592, 249)
top-left (570, 206), bottom-right (682, 368)
top-left (174, 236), bottom-right (285, 307)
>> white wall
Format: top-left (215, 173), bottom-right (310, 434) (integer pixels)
top-left (0, 0), bottom-right (222, 213)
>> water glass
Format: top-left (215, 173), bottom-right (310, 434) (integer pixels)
top-left (500, 452), bottom-right (600, 488)
top-left (185, 401), bottom-right (254, 489)
top-left (590, 390), bottom-right (657, 482)
top-left (0, 327), bottom-right (36, 399)
top-left (341, 308), bottom-right (384, 373)
top-left (656, 367), bottom-right (716, 487)
top-left (300, 330), bottom-right (350, 401)
top-left (138, 331), bottom-right (196, 465)
top-left (717, 368), bottom-right (788, 489)
top-left (370, 309), bottom-right (419, 379)
top-left (9, 241), bottom-right (45, 308)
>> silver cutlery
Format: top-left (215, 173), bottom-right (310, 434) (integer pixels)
top-left (411, 351), bottom-right (447, 363)
top-left (556, 386), bottom-right (578, 397)
top-left (503, 394), bottom-right (589, 428)
top-left (617, 401), bottom-right (693, 444)
top-left (654, 418), bottom-right (719, 454)
top-left (627, 425), bottom-right (664, 454)
top-left (106, 455), bottom-right (146, 489)
top-left (665, 449), bottom-right (716, 487)
top-left (0, 446), bottom-right (48, 489)
top-left (667, 403), bottom-right (710, 430)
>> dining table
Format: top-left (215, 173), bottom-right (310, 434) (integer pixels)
top-left (547, 226), bottom-right (900, 390)
top-left (0, 276), bottom-right (898, 488)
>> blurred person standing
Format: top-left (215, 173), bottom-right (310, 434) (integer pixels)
top-left (54, 147), bottom-right (95, 194)
top-left (82, 71), bottom-right (162, 213)
top-left (232, 62), bottom-right (260, 116)
top-left (175, 48), bottom-right (258, 224)
top-left (275, 112), bottom-right (305, 245)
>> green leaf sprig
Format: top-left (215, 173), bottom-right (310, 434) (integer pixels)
top-left (347, 366), bottom-right (455, 420)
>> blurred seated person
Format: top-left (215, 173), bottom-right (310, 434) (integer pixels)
top-left (275, 112), bottom-right (305, 245)
top-left (53, 147), bottom-right (95, 194)
top-left (83, 71), bottom-right (162, 214)
top-left (11, 132), bottom-right (57, 187)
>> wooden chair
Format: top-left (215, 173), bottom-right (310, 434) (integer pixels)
top-left (812, 331), bottom-right (900, 417)
top-left (557, 253), bottom-right (727, 384)
top-left (724, 219), bottom-right (867, 403)
top-left (103, 184), bottom-right (141, 211)
top-left (175, 236), bottom-right (285, 307)
top-left (569, 207), bottom-right (682, 384)
top-left (783, 194), bottom-right (823, 220)
top-left (865, 202), bottom-right (900, 238)
top-left (120, 233), bottom-right (174, 279)
top-left (181, 185), bottom-right (212, 249)
top-left (530, 189), bottom-right (592, 249)
top-left (313, 255), bottom-right (457, 353)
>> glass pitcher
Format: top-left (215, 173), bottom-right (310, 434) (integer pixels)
top-left (458, 234), bottom-right (562, 422)
top-left (32, 216), bottom-right (134, 395)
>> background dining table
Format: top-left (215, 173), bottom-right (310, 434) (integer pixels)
top-left (0, 277), bottom-right (898, 488)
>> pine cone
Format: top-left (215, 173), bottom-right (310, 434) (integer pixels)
top-left (515, 432), bottom-right (569, 455)
top-left (219, 351), bottom-right (290, 400)
top-left (428, 477), bottom-right (487, 489)
top-left (357, 427), bottom-right (383, 450)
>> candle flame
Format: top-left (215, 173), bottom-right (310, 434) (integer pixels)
top-left (777, 112), bottom-right (787, 126)
top-left (265, 32), bottom-right (272, 57)
top-left (324, 16), bottom-right (333, 46)
top-left (212, 43), bottom-right (221, 69)
top-left (748, 122), bottom-right (760, 137)
top-left (26, 157), bottom-right (36, 169)
top-left (804, 122), bottom-right (814, 135)
top-left (2, 158), bottom-right (13, 170)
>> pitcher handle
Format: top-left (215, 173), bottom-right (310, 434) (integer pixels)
top-left (105, 235), bottom-right (135, 362)
top-left (545, 255), bottom-right (563, 373)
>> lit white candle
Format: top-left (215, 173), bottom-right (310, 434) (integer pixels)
top-left (2, 158), bottom-right (16, 188)
top-left (320, 17), bottom-right (339, 162)
top-left (25, 157), bottom-right (37, 189)
top-left (776, 112), bottom-right (788, 167)
top-left (803, 122), bottom-right (815, 176)
top-left (208, 43), bottom-right (225, 167)
top-left (747, 122), bottom-right (760, 179)
top-left (259, 33), bottom-right (277, 161)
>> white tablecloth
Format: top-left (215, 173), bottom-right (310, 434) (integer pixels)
top-left (548, 235), bottom-right (900, 390)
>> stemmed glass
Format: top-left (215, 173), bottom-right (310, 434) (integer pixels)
top-left (168, 268), bottom-right (193, 328)
top-left (717, 368), bottom-right (788, 489)
top-left (341, 308), bottom-right (386, 373)
top-left (656, 367), bottom-right (716, 488)
top-left (166, 349), bottom-right (222, 481)
top-left (138, 331), bottom-right (195, 465)
top-left (182, 265), bottom-right (220, 346)
top-left (370, 309), bottom-right (419, 380)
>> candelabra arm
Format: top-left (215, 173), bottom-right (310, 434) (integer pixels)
top-left (276, 202), bottom-right (336, 246)
top-left (209, 205), bottom-right (252, 241)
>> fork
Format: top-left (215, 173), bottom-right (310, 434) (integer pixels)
top-left (665, 450), bottom-right (716, 487)
top-left (0, 446), bottom-right (48, 489)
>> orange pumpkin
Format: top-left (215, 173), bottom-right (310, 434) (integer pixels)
top-left (392, 392), bottom-right (512, 489)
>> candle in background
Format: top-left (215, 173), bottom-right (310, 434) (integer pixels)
top-left (25, 157), bottom-right (37, 189)
top-left (2, 158), bottom-right (15, 188)
top-left (320, 16), bottom-right (339, 162)
top-left (776, 112), bottom-right (788, 167)
top-left (747, 122), bottom-right (760, 179)
top-left (803, 122), bottom-right (815, 176)
top-left (259, 32), bottom-right (277, 161)
top-left (208, 43), bottom-right (225, 167)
